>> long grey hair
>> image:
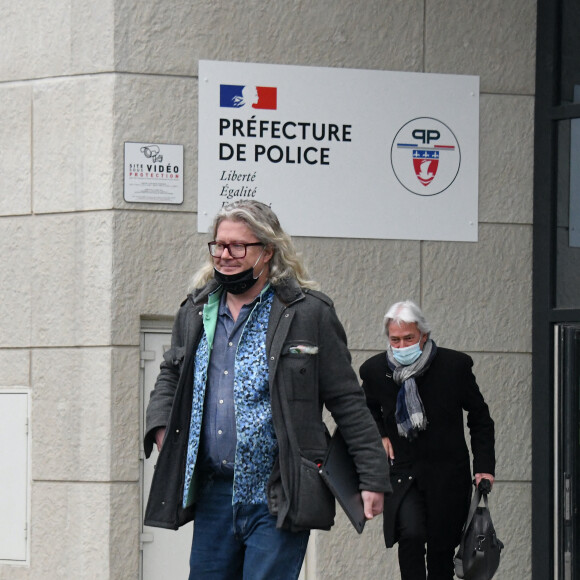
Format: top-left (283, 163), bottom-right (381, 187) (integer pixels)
top-left (190, 200), bottom-right (319, 291)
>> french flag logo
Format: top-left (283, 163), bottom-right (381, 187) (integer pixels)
top-left (220, 84), bottom-right (277, 110)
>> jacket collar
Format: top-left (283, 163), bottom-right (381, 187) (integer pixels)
top-left (273, 277), bottom-right (305, 305)
top-left (191, 278), bottom-right (220, 305)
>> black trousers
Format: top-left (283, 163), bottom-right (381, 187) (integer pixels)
top-left (396, 483), bottom-right (455, 580)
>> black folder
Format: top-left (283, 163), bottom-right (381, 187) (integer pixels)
top-left (319, 428), bottom-right (366, 534)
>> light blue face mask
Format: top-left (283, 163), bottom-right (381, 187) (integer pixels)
top-left (392, 341), bottom-right (422, 366)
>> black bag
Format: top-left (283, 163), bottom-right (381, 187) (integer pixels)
top-left (454, 480), bottom-right (504, 580)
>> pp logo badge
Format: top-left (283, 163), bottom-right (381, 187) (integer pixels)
top-left (391, 118), bottom-right (461, 196)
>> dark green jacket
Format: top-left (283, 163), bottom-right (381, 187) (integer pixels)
top-left (144, 277), bottom-right (390, 531)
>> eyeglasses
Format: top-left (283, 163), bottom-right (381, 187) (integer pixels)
top-left (208, 241), bottom-right (263, 258)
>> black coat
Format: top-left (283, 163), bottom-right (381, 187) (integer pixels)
top-left (360, 347), bottom-right (495, 550)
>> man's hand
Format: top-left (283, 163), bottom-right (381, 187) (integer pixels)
top-left (155, 427), bottom-right (167, 452)
top-left (382, 437), bottom-right (394, 461)
top-left (474, 473), bottom-right (494, 488)
top-left (361, 491), bottom-right (384, 520)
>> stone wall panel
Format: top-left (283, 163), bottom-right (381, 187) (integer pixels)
top-left (0, 218), bottom-right (32, 348)
top-left (471, 353), bottom-right (532, 480)
top-left (426, 0), bottom-right (536, 94)
top-left (111, 211), bottom-right (207, 345)
top-left (111, 347), bottom-right (140, 480)
top-left (245, 0), bottom-right (424, 72)
top-left (295, 237), bottom-right (421, 352)
top-left (32, 348), bottom-right (113, 481)
top-left (422, 224), bottom-right (532, 353)
top-left (0, 85), bottom-right (32, 216)
top-left (0, 350), bottom-right (30, 387)
top-left (31, 213), bottom-right (113, 347)
top-left (479, 95), bottom-right (535, 224)
top-left (33, 76), bottom-right (115, 213)
top-left (0, 0), bottom-right (114, 82)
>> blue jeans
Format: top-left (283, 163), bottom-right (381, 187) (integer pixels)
top-left (189, 477), bottom-right (310, 580)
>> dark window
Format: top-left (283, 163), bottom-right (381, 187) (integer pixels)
top-left (560, 2), bottom-right (580, 104)
top-left (556, 119), bottom-right (580, 309)
top-left (534, 0), bottom-right (580, 578)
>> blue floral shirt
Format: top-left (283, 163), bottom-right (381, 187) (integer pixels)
top-left (183, 285), bottom-right (277, 507)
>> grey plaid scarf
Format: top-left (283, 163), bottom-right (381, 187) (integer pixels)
top-left (386, 339), bottom-right (437, 441)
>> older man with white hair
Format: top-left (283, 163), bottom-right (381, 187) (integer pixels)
top-left (360, 300), bottom-right (495, 580)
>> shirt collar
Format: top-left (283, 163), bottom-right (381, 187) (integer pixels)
top-left (218, 283), bottom-right (272, 317)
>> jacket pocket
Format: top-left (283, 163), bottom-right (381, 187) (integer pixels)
top-left (291, 457), bottom-right (335, 531)
top-left (280, 341), bottom-right (319, 401)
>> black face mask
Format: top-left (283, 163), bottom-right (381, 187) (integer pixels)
top-left (214, 249), bottom-right (266, 295)
top-left (213, 266), bottom-right (260, 295)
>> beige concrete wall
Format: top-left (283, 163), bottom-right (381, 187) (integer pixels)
top-left (0, 0), bottom-right (535, 577)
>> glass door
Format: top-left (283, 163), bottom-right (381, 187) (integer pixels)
top-left (556, 324), bottom-right (580, 580)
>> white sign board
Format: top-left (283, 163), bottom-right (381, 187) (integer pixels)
top-left (198, 60), bottom-right (479, 241)
top-left (124, 142), bottom-right (183, 204)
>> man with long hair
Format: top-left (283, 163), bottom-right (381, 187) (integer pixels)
top-left (144, 200), bottom-right (390, 579)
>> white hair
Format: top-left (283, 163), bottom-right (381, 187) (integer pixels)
top-left (383, 300), bottom-right (431, 336)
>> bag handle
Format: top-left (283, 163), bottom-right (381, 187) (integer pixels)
top-left (463, 490), bottom-right (481, 537)
top-left (465, 482), bottom-right (490, 530)
top-left (454, 479), bottom-right (492, 578)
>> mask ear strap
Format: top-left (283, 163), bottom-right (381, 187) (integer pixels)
top-left (252, 247), bottom-right (266, 280)
top-left (252, 247), bottom-right (265, 267)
